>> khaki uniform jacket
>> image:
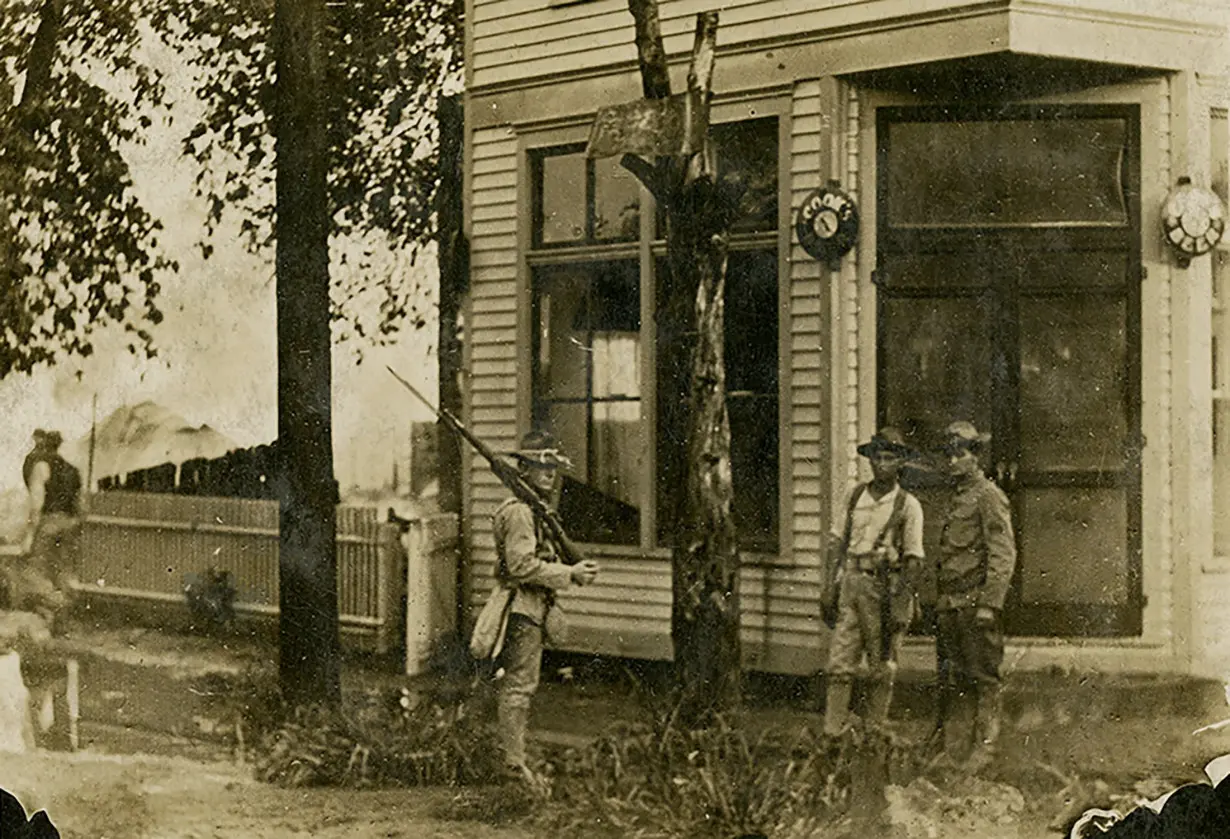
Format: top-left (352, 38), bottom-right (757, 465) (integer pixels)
top-left (936, 473), bottom-right (1017, 611)
top-left (492, 498), bottom-right (573, 624)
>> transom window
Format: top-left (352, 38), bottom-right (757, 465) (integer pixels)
top-left (528, 115), bottom-right (780, 551)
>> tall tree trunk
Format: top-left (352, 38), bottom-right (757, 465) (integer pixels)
top-left (273, 0), bottom-right (341, 708)
top-left (622, 2), bottom-right (741, 724)
top-left (436, 91), bottom-right (468, 631)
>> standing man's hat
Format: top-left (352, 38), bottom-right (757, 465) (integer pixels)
top-left (508, 429), bottom-right (573, 470)
top-left (942, 421), bottom-right (992, 453)
top-left (856, 426), bottom-right (913, 458)
top-left (33, 429), bottom-right (62, 446)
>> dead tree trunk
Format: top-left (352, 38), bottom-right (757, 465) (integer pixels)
top-left (611, 2), bottom-right (742, 724)
top-left (272, 0), bottom-right (342, 708)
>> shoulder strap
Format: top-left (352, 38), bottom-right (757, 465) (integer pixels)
top-left (872, 487), bottom-right (909, 551)
top-left (841, 483), bottom-right (866, 551)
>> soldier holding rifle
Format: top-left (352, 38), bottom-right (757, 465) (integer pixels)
top-left (491, 429), bottom-right (599, 784)
top-left (385, 368), bottom-right (599, 786)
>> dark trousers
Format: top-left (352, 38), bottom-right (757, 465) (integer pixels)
top-left (935, 607), bottom-right (1003, 693)
top-left (934, 607), bottom-right (1005, 756)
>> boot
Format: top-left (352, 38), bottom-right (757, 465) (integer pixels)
top-left (823, 676), bottom-right (853, 737)
top-left (928, 689), bottom-right (974, 773)
top-left (963, 686), bottom-right (1003, 776)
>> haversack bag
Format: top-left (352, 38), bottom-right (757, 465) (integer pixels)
top-left (469, 585), bottom-right (517, 660)
top-left (543, 601), bottom-right (568, 647)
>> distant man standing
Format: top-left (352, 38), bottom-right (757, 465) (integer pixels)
top-left (932, 421), bottom-right (1017, 775)
top-left (492, 429), bottom-right (599, 785)
top-left (18, 430), bottom-right (82, 631)
top-left (823, 427), bottom-right (925, 736)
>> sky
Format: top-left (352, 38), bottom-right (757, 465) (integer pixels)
top-left (0, 29), bottom-right (438, 494)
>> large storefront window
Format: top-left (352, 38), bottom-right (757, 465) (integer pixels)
top-left (529, 116), bottom-right (780, 551)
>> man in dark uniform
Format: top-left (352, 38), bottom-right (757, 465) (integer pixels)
top-left (931, 421), bottom-right (1017, 775)
top-left (491, 429), bottom-right (599, 785)
top-left (16, 429), bottom-right (82, 631)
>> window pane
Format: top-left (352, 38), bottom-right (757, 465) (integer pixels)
top-left (713, 118), bottom-right (779, 233)
top-left (593, 156), bottom-right (640, 242)
top-left (539, 150), bottom-right (586, 244)
top-left (533, 261), bottom-right (642, 545)
top-left (885, 118), bottom-right (1128, 227)
top-left (880, 296), bottom-right (994, 452)
top-left (534, 268), bottom-right (590, 401)
top-left (725, 250), bottom-right (778, 396)
top-left (656, 251), bottom-right (779, 552)
top-left (730, 394), bottom-right (779, 550)
top-left (1019, 296), bottom-right (1127, 473)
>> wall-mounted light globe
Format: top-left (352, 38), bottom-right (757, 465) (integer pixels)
top-left (1163, 177), bottom-right (1225, 264)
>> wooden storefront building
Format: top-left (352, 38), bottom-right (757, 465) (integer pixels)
top-left (459, 0), bottom-right (1230, 677)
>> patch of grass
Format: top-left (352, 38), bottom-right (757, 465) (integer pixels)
top-left (539, 708), bottom-right (925, 839)
top-left (250, 687), bottom-right (501, 788)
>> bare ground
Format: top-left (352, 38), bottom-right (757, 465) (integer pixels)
top-left (0, 749), bottom-right (533, 839)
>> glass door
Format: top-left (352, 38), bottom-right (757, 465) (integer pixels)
top-left (876, 105), bottom-right (1142, 636)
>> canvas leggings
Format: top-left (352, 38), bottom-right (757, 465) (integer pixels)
top-left (496, 613), bottom-right (542, 770)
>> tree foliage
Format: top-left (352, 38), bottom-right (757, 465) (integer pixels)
top-left (150, 0), bottom-right (464, 346)
top-left (0, 0), bottom-right (463, 379)
top-left (0, 0), bottom-right (172, 378)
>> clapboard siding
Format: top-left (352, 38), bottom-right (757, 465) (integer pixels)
top-left (470, 0), bottom-right (1225, 91)
top-left (467, 126), bottom-right (522, 616)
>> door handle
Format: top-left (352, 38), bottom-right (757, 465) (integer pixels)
top-left (1009, 462), bottom-right (1019, 485)
top-left (995, 461), bottom-right (1007, 485)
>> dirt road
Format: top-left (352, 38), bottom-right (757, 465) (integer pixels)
top-left (0, 749), bottom-right (531, 839)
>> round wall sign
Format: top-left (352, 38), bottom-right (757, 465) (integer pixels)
top-left (1163, 178), bottom-right (1225, 258)
top-left (796, 185), bottom-right (859, 263)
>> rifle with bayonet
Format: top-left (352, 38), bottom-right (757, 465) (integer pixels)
top-left (385, 366), bottom-right (585, 567)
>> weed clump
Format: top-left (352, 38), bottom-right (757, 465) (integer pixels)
top-left (540, 710), bottom-right (917, 838)
top-left (253, 687), bottom-right (500, 788)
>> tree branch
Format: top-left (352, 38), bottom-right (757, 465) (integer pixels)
top-left (627, 0), bottom-right (671, 100)
top-left (683, 12), bottom-right (718, 180)
top-left (620, 153), bottom-right (667, 201)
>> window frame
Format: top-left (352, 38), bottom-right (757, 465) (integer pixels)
top-left (519, 96), bottom-right (791, 558)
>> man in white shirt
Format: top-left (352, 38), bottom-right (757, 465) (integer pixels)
top-left (823, 427), bottom-right (925, 736)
